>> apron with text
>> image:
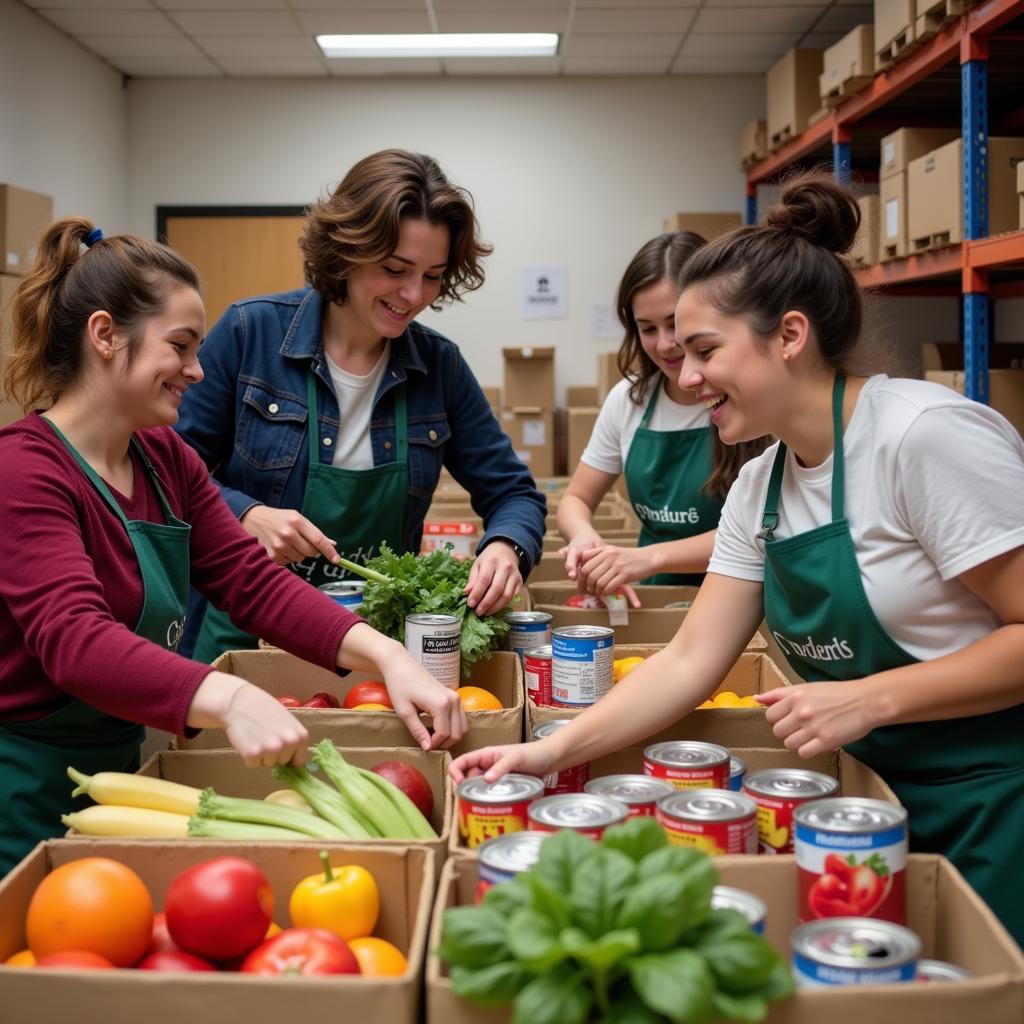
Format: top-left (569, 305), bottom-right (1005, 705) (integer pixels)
top-left (0, 421), bottom-right (190, 874)
top-left (193, 371), bottom-right (408, 662)
top-left (761, 374), bottom-right (1024, 944)
top-left (623, 384), bottom-right (723, 586)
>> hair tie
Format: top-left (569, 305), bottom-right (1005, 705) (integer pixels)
top-left (84, 227), bottom-right (104, 248)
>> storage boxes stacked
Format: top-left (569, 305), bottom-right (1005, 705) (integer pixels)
top-left (499, 346), bottom-right (556, 477)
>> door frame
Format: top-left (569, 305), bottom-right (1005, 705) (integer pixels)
top-left (155, 205), bottom-right (306, 243)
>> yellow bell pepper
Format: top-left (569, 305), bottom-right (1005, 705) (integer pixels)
top-left (289, 851), bottom-right (379, 941)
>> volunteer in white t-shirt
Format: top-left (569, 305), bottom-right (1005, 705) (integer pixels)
top-left (558, 232), bottom-right (768, 606)
top-left (452, 177), bottom-right (1024, 945)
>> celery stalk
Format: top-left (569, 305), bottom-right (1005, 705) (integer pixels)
top-left (314, 740), bottom-right (411, 838)
top-left (196, 788), bottom-right (345, 839)
top-left (186, 817), bottom-right (311, 840)
top-left (354, 765), bottom-right (437, 840)
top-left (271, 763), bottom-right (373, 839)
top-left (334, 556), bottom-right (391, 585)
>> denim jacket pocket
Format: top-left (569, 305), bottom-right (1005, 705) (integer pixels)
top-left (406, 415), bottom-right (451, 497)
top-left (236, 382), bottom-right (307, 471)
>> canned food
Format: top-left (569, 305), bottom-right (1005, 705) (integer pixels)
top-left (795, 798), bottom-right (908, 925)
top-left (528, 793), bottom-right (628, 839)
top-left (505, 611), bottom-right (553, 664)
top-left (711, 885), bottom-right (766, 934)
top-left (743, 769), bottom-right (839, 854)
top-left (475, 832), bottom-right (547, 904)
top-left (729, 756), bottom-right (746, 792)
top-left (551, 626), bottom-right (614, 707)
top-left (584, 775), bottom-right (674, 818)
top-left (792, 918), bottom-right (920, 988)
top-left (916, 959), bottom-right (973, 982)
top-left (532, 720), bottom-right (590, 794)
top-left (644, 741), bottom-right (731, 790)
top-left (656, 789), bottom-right (757, 855)
top-left (318, 580), bottom-right (366, 610)
top-left (457, 774), bottom-right (545, 849)
top-left (524, 644), bottom-right (553, 707)
top-left (405, 613), bottom-right (461, 689)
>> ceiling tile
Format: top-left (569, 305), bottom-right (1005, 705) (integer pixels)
top-left (702, 0), bottom-right (824, 6)
top-left (326, 57), bottom-right (444, 74)
top-left (563, 55), bottom-right (672, 74)
top-left (291, 0), bottom-right (424, 8)
top-left (294, 10), bottom-right (433, 33)
top-left (814, 6), bottom-right (873, 32)
top-left (194, 36), bottom-right (320, 58)
top-left (443, 56), bottom-right (563, 74)
top-left (680, 32), bottom-right (799, 56)
top-left (432, 0), bottom-right (569, 10)
top-left (571, 8), bottom-right (695, 33)
top-left (218, 58), bottom-right (329, 76)
top-left (37, 9), bottom-right (181, 37)
top-left (671, 54), bottom-right (775, 74)
top-left (154, 0), bottom-right (289, 8)
top-left (168, 11), bottom-right (302, 35)
top-left (692, 6), bottom-right (821, 34)
top-left (433, 11), bottom-right (567, 32)
top-left (80, 35), bottom-right (204, 59)
top-left (24, 0), bottom-right (154, 8)
top-left (111, 57), bottom-right (223, 76)
top-left (575, 0), bottom-right (698, 7)
top-left (563, 33), bottom-right (681, 57)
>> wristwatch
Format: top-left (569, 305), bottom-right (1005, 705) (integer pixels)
top-left (482, 536), bottom-right (531, 578)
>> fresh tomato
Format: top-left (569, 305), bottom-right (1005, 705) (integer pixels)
top-left (164, 856), bottom-right (273, 961)
top-left (342, 681), bottom-right (393, 710)
top-left (302, 691), bottom-right (340, 709)
top-left (136, 949), bottom-right (218, 972)
top-left (240, 928), bottom-right (360, 976)
top-left (36, 950), bottom-right (115, 969)
top-left (277, 695), bottom-right (302, 708)
top-left (146, 911), bottom-right (184, 955)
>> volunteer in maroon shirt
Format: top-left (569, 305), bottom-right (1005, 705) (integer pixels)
top-left (0, 218), bottom-right (467, 874)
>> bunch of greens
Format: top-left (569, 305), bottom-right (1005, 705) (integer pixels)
top-left (438, 818), bottom-right (794, 1024)
top-left (337, 543), bottom-right (512, 676)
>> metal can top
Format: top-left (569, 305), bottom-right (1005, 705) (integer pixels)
top-left (552, 625), bottom-right (615, 640)
top-left (792, 918), bottom-right (921, 969)
top-left (645, 740), bottom-right (730, 770)
top-left (406, 613), bottom-right (460, 626)
top-left (711, 885), bottom-right (767, 927)
top-left (318, 581), bottom-right (365, 595)
top-left (657, 789), bottom-right (757, 823)
top-left (794, 797), bottom-right (908, 833)
top-left (916, 959), bottom-right (973, 982)
top-left (743, 768), bottom-right (839, 801)
top-left (478, 832), bottom-right (547, 875)
top-left (730, 756), bottom-right (746, 777)
top-left (584, 774), bottom-right (675, 806)
top-left (531, 719), bottom-right (572, 741)
top-left (529, 793), bottom-right (628, 829)
top-left (505, 611), bottom-right (553, 625)
top-left (457, 774), bottom-right (545, 805)
top-left (525, 644), bottom-right (553, 660)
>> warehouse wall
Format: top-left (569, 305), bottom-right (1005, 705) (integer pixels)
top-left (0, 0), bottom-right (127, 233)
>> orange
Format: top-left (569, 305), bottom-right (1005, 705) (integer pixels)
top-left (455, 686), bottom-right (503, 711)
top-left (612, 657), bottom-right (645, 683)
top-left (3, 949), bottom-right (35, 967)
top-left (347, 936), bottom-right (409, 977)
top-left (710, 691), bottom-right (745, 708)
top-left (351, 703), bottom-right (393, 712)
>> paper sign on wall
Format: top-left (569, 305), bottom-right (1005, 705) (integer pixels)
top-left (521, 264), bottom-right (567, 320)
top-left (591, 304), bottom-right (620, 338)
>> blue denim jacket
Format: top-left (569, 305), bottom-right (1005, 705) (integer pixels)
top-left (175, 287), bottom-right (547, 570)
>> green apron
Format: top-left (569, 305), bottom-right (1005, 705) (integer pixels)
top-left (193, 369), bottom-right (408, 662)
top-left (622, 383), bottom-right (723, 586)
top-left (0, 421), bottom-right (191, 875)
top-left (761, 375), bottom-right (1024, 945)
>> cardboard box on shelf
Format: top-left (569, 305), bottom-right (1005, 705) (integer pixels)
top-left (926, 370), bottom-right (1024, 437)
top-left (874, 0), bottom-right (916, 61)
top-left (739, 118), bottom-right (768, 169)
top-left (849, 193), bottom-right (880, 267)
top-left (908, 137), bottom-right (1024, 251)
top-left (879, 126), bottom-right (960, 179)
top-left (879, 171), bottom-right (907, 262)
top-left (921, 341), bottom-right (1024, 371)
top-left (820, 25), bottom-right (875, 107)
top-left (0, 840), bottom-right (434, 1024)
top-left (565, 406), bottom-right (599, 472)
top-left (541, 530), bottom-right (638, 553)
top-left (421, 520), bottom-right (480, 560)
top-left (501, 346), bottom-right (554, 410)
top-left (501, 409), bottom-right (555, 476)
top-left (1, 272), bottom-right (23, 428)
top-left (596, 350), bottom-right (624, 401)
top-left (662, 211), bottom-right (743, 240)
top-left (0, 185), bottom-right (53, 277)
top-left (566, 385), bottom-right (599, 407)
top-left (766, 48), bottom-right (824, 151)
top-left (481, 386), bottom-right (500, 414)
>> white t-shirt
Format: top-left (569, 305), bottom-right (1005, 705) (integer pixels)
top-left (581, 376), bottom-right (711, 476)
top-left (709, 375), bottom-right (1024, 661)
top-left (324, 344), bottom-right (390, 470)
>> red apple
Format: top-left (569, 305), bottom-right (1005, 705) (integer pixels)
top-left (371, 760), bottom-right (434, 820)
top-left (302, 691), bottom-right (340, 709)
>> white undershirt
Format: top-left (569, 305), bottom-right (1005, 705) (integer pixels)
top-left (324, 343), bottom-right (390, 470)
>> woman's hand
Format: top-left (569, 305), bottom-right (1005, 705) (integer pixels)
top-left (575, 544), bottom-right (652, 608)
top-left (559, 530), bottom-right (605, 582)
top-left (464, 540), bottom-right (522, 616)
top-left (756, 682), bottom-right (882, 758)
top-left (241, 505), bottom-right (340, 566)
top-left (449, 740), bottom-right (556, 785)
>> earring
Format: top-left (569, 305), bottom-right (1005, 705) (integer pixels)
top-left (103, 348), bottom-right (113, 360)
top-left (782, 352), bottom-right (792, 362)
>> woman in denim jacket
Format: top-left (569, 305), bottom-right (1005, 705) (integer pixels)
top-left (176, 149), bottom-right (546, 661)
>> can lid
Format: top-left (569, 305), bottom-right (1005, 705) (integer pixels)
top-left (792, 918), bottom-right (921, 968)
top-left (531, 719), bottom-right (573, 740)
top-left (505, 611), bottom-right (553, 624)
top-left (318, 581), bottom-right (364, 594)
top-left (743, 768), bottom-right (839, 800)
top-left (478, 831), bottom-right (547, 873)
top-left (794, 796), bottom-right (908, 832)
top-left (657, 788), bottom-right (756, 822)
top-left (711, 885), bottom-right (767, 925)
top-left (729, 756), bottom-right (747, 775)
top-left (644, 740), bottom-right (730, 768)
top-left (916, 958), bottom-right (973, 982)
top-left (524, 644), bottom-right (553, 659)
top-left (528, 793), bottom-right (628, 828)
top-left (406, 613), bottom-right (460, 625)
top-left (457, 773), bottom-right (545, 803)
top-left (584, 774), bottom-right (674, 804)
top-left (552, 625), bottom-right (615, 639)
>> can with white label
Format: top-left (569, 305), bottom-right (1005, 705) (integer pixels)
top-left (404, 613), bottom-right (460, 689)
top-left (551, 626), bottom-right (614, 708)
top-left (505, 611), bottom-right (553, 663)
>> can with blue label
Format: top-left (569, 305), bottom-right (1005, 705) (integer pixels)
top-left (318, 580), bottom-right (366, 610)
top-left (729, 756), bottom-right (746, 792)
top-left (711, 885), bottom-right (766, 934)
top-left (505, 611), bottom-right (552, 663)
top-left (791, 918), bottom-right (920, 988)
top-left (551, 626), bottom-right (614, 708)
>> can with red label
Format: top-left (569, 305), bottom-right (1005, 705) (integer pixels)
top-left (457, 774), bottom-right (544, 849)
top-left (743, 768), bottom-right (839, 854)
top-left (524, 644), bottom-right (553, 707)
top-left (794, 797), bottom-right (908, 925)
top-left (528, 793), bottom-right (628, 839)
top-left (584, 774), bottom-right (674, 818)
top-left (656, 789), bottom-right (757, 855)
top-left (532, 719), bottom-right (590, 794)
top-left (644, 741), bottom-right (730, 790)
top-left (475, 831), bottom-right (547, 904)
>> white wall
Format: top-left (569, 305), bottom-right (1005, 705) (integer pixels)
top-left (126, 75), bottom-right (762, 398)
top-left (0, 0), bottom-right (127, 233)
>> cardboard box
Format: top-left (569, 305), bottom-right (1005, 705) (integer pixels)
top-left (879, 171), bottom-right (908, 261)
top-left (502, 346), bottom-right (555, 410)
top-left (177, 648), bottom-right (524, 757)
top-left (0, 840), bottom-right (434, 1024)
top-left (1, 272), bottom-right (23, 428)
top-left (596, 350), bottom-right (624, 401)
top-left (874, 0), bottom-right (916, 54)
top-left (662, 211), bottom-right (743, 240)
top-left (879, 126), bottom-right (960, 180)
top-left (820, 25), bottom-right (875, 106)
top-left (565, 406), bottom-right (599, 471)
top-left (921, 341), bottom-right (1024, 372)
top-left (541, 530), bottom-right (637, 553)
top-left (1018, 160), bottom-right (1024, 228)
top-left (481, 386), bottom-right (500, 414)
top-left (0, 185), bottom-right (53, 277)
top-left (926, 370), bottom-right (1024, 437)
top-left (501, 409), bottom-right (555, 476)
top-left (428, 852), bottom-right (1024, 1024)
top-left (766, 48), bottom-right (824, 150)
top-left (566, 385), bottom-right (598, 407)
top-left (421, 520), bottom-right (480, 560)
top-left (739, 118), bottom-right (768, 168)
top-left (908, 137), bottom-right (1024, 250)
top-left (848, 194), bottom-right (880, 267)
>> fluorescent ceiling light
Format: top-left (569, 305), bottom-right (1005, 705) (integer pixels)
top-left (316, 33), bottom-right (559, 59)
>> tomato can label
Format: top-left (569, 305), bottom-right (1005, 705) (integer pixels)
top-left (644, 741), bottom-right (730, 790)
top-left (792, 919), bottom-right (919, 988)
top-left (524, 644), bottom-right (553, 706)
top-left (506, 612), bottom-right (553, 664)
top-left (475, 832), bottom-right (547, 904)
top-left (551, 626), bottom-right (614, 707)
top-left (743, 769), bottom-right (839, 855)
top-left (405, 613), bottom-right (460, 689)
top-left (532, 720), bottom-right (589, 794)
top-left (457, 775), bottom-right (545, 849)
top-left (656, 789), bottom-right (757, 856)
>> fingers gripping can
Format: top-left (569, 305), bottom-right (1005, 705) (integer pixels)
top-left (457, 774), bottom-right (545, 849)
top-left (532, 719), bottom-right (589, 794)
top-left (505, 611), bottom-right (553, 663)
top-left (792, 918), bottom-right (920, 988)
top-left (551, 626), bottom-right (614, 707)
top-left (405, 613), bottom-right (460, 689)
top-left (743, 768), bottom-right (839, 854)
top-left (524, 644), bottom-right (553, 707)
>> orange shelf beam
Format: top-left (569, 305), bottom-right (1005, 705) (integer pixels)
top-left (855, 246), bottom-right (963, 288)
top-left (968, 230), bottom-right (1024, 269)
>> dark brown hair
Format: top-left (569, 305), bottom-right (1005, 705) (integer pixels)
top-left (301, 149), bottom-right (492, 308)
top-left (4, 217), bottom-right (200, 412)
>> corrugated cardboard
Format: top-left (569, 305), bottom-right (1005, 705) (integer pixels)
top-left (501, 409), bottom-right (555, 476)
top-left (879, 126), bottom-right (959, 179)
top-left (739, 118), bottom-right (768, 168)
top-left (662, 212), bottom-right (742, 240)
top-left (565, 406), bottom-right (599, 471)
top-left (1, 272), bottom-right (23, 428)
top-left (541, 530), bottom-right (638, 553)
top-left (596, 351), bottom-right (624, 401)
top-left (879, 171), bottom-right (907, 261)
top-left (0, 840), bottom-right (434, 1024)
top-left (874, 0), bottom-right (916, 52)
top-left (766, 48), bottom-right (824, 150)
top-left (820, 25), bottom-right (875, 105)
top-left (921, 342), bottom-right (1024, 372)
top-left (545, 512), bottom-right (629, 534)
top-left (849, 194), bottom-right (880, 267)
top-left (908, 137), bottom-right (1024, 250)
top-left (427, 853), bottom-right (1024, 1024)
top-left (177, 648), bottom-right (524, 757)
top-left (566, 385), bottom-right (598, 407)
top-left (501, 347), bottom-right (555, 411)
top-left (925, 370), bottom-right (1024, 437)
top-left (0, 185), bottom-right (53, 277)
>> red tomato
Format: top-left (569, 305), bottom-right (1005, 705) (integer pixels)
top-left (36, 950), bottom-right (114, 969)
top-left (302, 691), bottom-right (340, 709)
top-left (241, 928), bottom-right (360, 976)
top-left (277, 695), bottom-right (302, 708)
top-left (563, 594), bottom-right (605, 609)
top-left (146, 911), bottom-right (183, 955)
top-left (342, 681), bottom-right (393, 710)
top-left (164, 856), bottom-right (273, 961)
top-left (136, 950), bottom-right (217, 972)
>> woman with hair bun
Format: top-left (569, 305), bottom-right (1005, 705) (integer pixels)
top-left (176, 149), bottom-right (546, 662)
top-left (0, 218), bottom-right (466, 873)
top-left (453, 176), bottom-right (1024, 943)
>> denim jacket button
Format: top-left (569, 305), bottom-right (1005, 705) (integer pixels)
top-left (323, 437), bottom-right (333, 446)
top-left (384, 441), bottom-right (392, 451)
top-left (428, 430), bottom-right (438, 441)
top-left (268, 403), bottom-right (279, 414)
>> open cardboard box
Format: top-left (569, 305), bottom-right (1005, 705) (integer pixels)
top-left (541, 530), bottom-right (638, 553)
top-left (426, 853), bottom-right (1024, 1024)
top-left (177, 649), bottom-right (524, 758)
top-left (0, 840), bottom-right (434, 1024)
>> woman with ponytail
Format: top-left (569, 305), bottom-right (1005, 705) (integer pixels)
top-left (453, 176), bottom-right (1024, 944)
top-left (0, 219), bottom-right (465, 874)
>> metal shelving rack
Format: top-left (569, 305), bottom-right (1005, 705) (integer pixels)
top-left (744, 0), bottom-right (1024, 402)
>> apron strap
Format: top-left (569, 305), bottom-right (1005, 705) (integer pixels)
top-left (638, 379), bottom-right (661, 429)
top-left (761, 444), bottom-right (787, 541)
top-left (831, 373), bottom-right (847, 522)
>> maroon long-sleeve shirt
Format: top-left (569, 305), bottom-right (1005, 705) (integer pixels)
top-left (0, 413), bottom-right (363, 733)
